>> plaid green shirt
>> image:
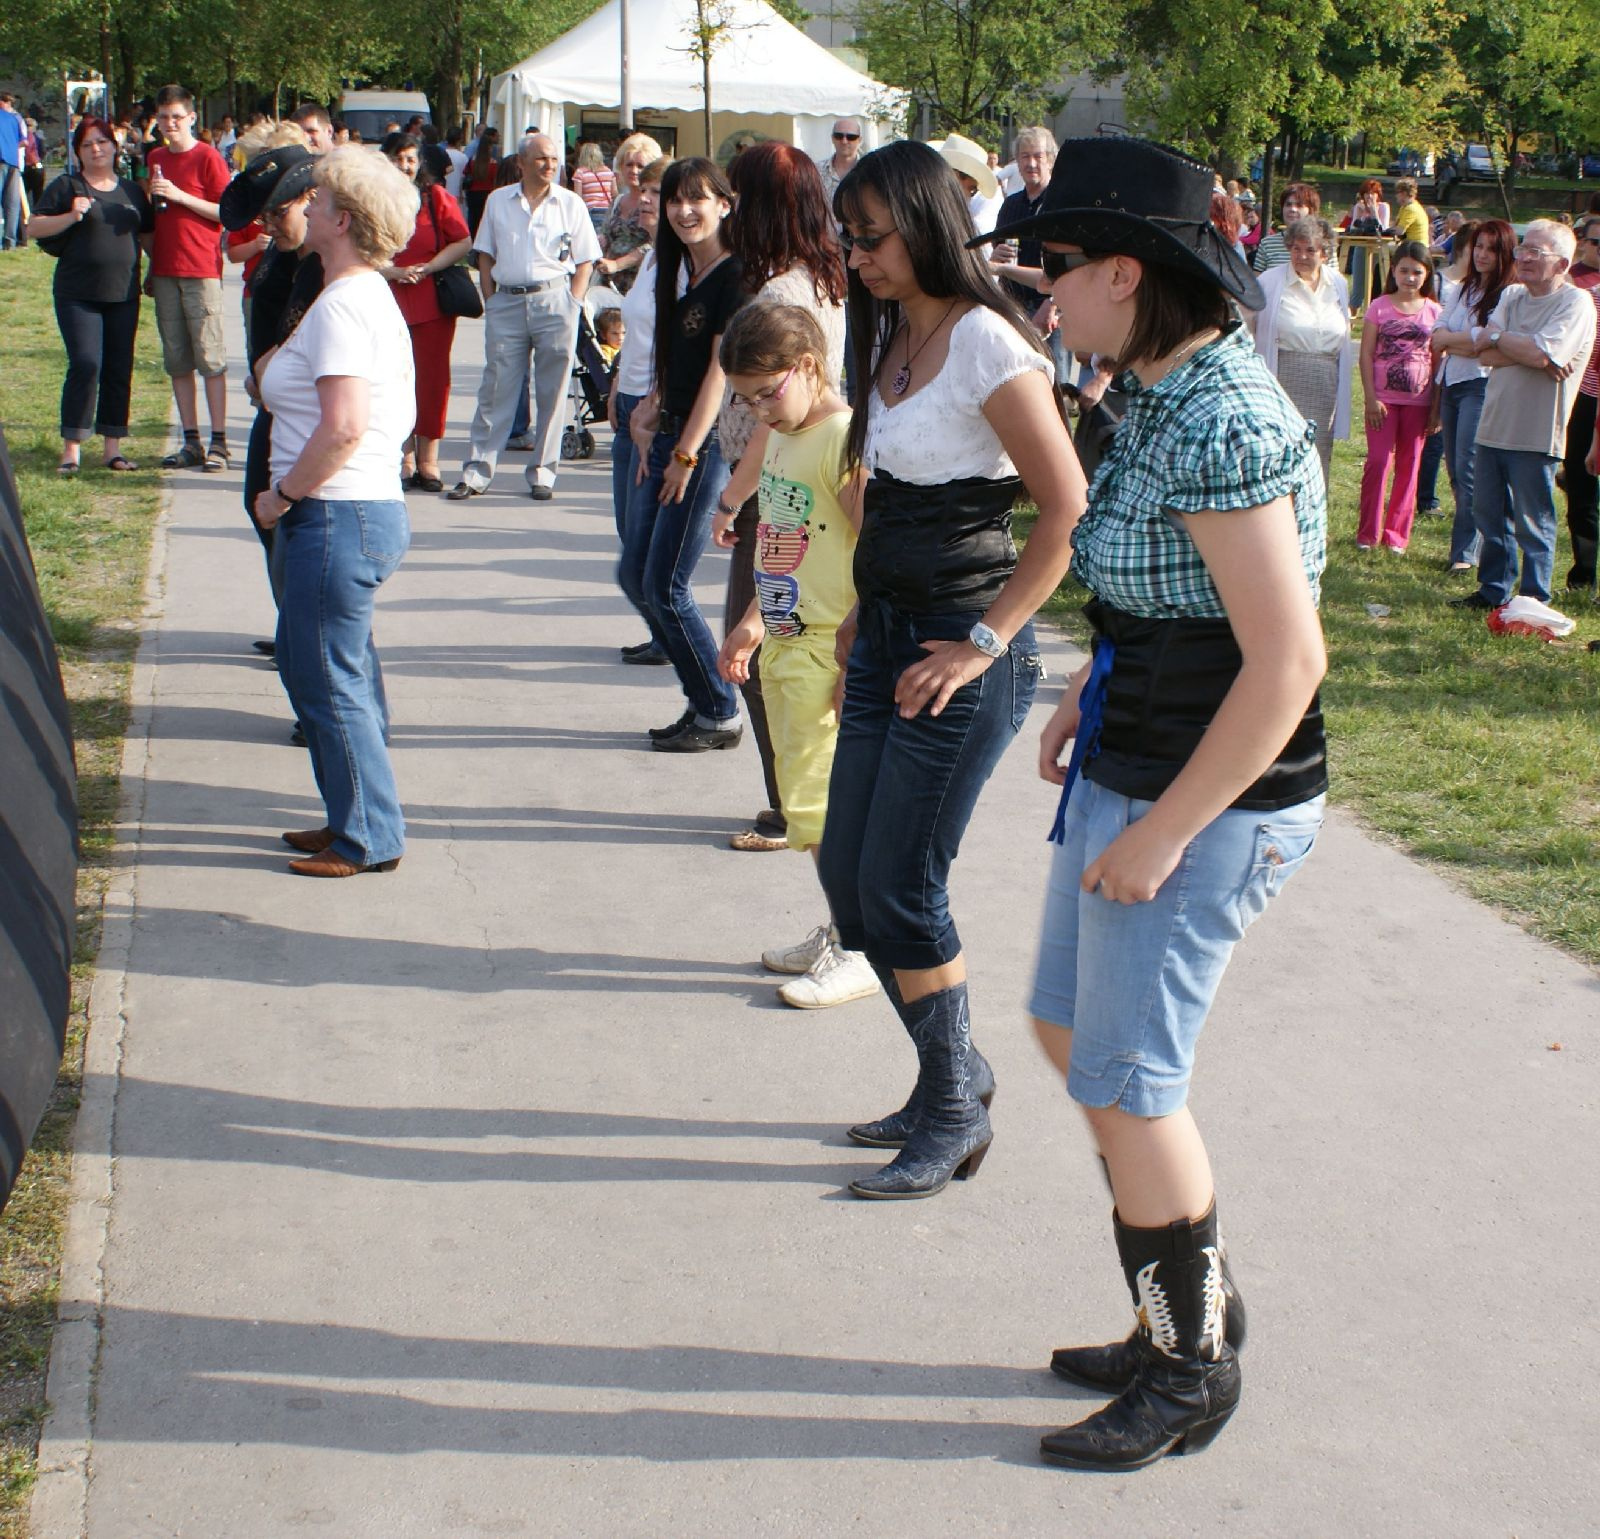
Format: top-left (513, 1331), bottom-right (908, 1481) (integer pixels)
top-left (1070, 325), bottom-right (1327, 619)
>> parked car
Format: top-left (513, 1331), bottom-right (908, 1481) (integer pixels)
top-left (1581, 153), bottom-right (1600, 180)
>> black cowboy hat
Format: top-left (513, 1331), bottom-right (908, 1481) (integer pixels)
top-left (971, 137), bottom-right (1264, 311)
top-left (219, 145), bottom-right (317, 231)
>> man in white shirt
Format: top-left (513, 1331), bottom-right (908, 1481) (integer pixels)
top-left (450, 133), bottom-right (599, 500)
top-left (1452, 220), bottom-right (1599, 610)
top-left (815, 118), bottom-right (862, 206)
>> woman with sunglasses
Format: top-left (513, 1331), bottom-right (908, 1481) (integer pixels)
top-left (819, 141), bottom-right (1084, 1199)
top-left (1016, 139), bottom-right (1327, 1471)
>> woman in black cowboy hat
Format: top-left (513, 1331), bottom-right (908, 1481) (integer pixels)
top-left (986, 138), bottom-right (1330, 1470)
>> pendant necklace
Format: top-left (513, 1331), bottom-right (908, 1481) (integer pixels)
top-left (891, 302), bottom-right (958, 396)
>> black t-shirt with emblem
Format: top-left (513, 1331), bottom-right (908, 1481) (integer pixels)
top-left (663, 254), bottom-right (746, 417)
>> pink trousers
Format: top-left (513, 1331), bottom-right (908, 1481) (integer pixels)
top-left (1358, 399), bottom-right (1431, 550)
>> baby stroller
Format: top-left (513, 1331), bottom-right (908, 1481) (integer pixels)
top-left (560, 308), bottom-right (613, 461)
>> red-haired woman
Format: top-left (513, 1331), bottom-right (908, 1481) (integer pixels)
top-left (27, 115), bottom-right (153, 474)
top-left (710, 144), bottom-right (849, 892)
top-left (1208, 187), bottom-right (1243, 258)
top-left (464, 127), bottom-right (500, 237)
top-left (1430, 218), bottom-right (1517, 570)
top-left (1348, 177), bottom-right (1390, 232)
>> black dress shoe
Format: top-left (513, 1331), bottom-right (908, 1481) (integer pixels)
top-left (622, 645), bottom-right (670, 666)
top-left (446, 482), bottom-right (481, 500)
top-left (652, 722), bottom-right (743, 753)
top-left (1448, 591), bottom-right (1495, 610)
top-left (620, 641), bottom-right (656, 658)
top-left (413, 474), bottom-right (445, 493)
top-left (529, 484), bottom-right (555, 501)
top-left (648, 710), bottom-right (695, 741)
top-left (252, 639), bottom-right (276, 656)
top-left (290, 723), bottom-right (307, 747)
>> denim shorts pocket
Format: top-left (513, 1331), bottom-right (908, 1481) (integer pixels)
top-left (355, 501), bottom-right (410, 566)
top-left (1233, 813), bottom-right (1321, 930)
top-left (1009, 645), bottom-right (1042, 730)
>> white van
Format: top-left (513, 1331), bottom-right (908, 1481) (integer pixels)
top-left (339, 89), bottom-right (432, 142)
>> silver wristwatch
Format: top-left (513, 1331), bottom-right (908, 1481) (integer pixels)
top-left (968, 622), bottom-right (1006, 659)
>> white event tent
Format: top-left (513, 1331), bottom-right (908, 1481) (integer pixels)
top-left (488, 0), bottom-right (902, 162)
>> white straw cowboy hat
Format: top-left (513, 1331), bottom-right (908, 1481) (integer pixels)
top-left (931, 133), bottom-right (998, 200)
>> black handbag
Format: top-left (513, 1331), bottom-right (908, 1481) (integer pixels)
top-left (36, 176), bottom-right (87, 257)
top-left (426, 190), bottom-right (482, 319)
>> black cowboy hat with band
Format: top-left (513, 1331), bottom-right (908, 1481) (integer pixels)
top-left (972, 137), bottom-right (1264, 311)
top-left (219, 145), bottom-right (317, 232)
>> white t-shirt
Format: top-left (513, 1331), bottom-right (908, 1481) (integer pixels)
top-left (968, 187), bottom-right (1005, 238)
top-left (864, 306), bottom-right (1052, 484)
top-left (444, 146), bottom-right (468, 200)
top-left (474, 182), bottom-right (601, 286)
top-left (616, 248), bottom-right (660, 398)
top-left (1434, 276), bottom-right (1492, 388)
top-left (262, 270), bottom-right (415, 500)
top-left (1476, 282), bottom-right (1598, 457)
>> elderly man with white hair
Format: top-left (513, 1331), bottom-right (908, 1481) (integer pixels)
top-left (988, 126), bottom-right (1067, 378)
top-left (1451, 219), bottom-right (1597, 611)
top-left (450, 132), bottom-right (599, 501)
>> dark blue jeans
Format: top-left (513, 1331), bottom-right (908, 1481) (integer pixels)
top-left (1473, 444), bottom-right (1558, 604)
top-left (271, 497), bottom-right (409, 865)
top-left (55, 293), bottom-right (139, 440)
top-left (819, 600), bottom-right (1041, 970)
top-left (619, 429), bottom-right (738, 722)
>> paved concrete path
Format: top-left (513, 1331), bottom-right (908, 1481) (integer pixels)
top-left (33, 286), bottom-right (1599, 1538)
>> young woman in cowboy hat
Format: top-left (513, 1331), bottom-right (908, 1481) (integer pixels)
top-left (981, 138), bottom-right (1330, 1470)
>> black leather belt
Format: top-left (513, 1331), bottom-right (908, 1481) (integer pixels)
top-left (497, 278), bottom-right (559, 295)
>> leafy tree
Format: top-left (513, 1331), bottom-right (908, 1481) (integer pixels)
top-left (852, 0), bottom-right (1080, 134)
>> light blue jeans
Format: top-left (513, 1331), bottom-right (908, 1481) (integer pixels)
top-left (1472, 444), bottom-right (1558, 604)
top-left (1031, 779), bottom-right (1325, 1116)
top-left (1440, 376), bottom-right (1486, 566)
top-left (271, 497), bottom-right (409, 866)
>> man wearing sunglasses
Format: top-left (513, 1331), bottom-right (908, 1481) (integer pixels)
top-left (816, 119), bottom-right (863, 206)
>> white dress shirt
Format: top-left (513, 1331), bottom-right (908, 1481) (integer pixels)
top-left (1275, 269), bottom-right (1349, 356)
top-left (473, 182), bottom-right (601, 287)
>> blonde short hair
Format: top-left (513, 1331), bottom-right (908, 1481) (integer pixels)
top-left (314, 145), bottom-right (420, 266)
top-left (1524, 218), bottom-right (1577, 262)
top-left (234, 119), bottom-right (305, 164)
top-left (614, 132), bottom-right (664, 174)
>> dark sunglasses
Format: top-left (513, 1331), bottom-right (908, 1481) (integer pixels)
top-left (1041, 250), bottom-right (1103, 282)
top-left (833, 131), bottom-right (860, 141)
top-left (841, 226), bottom-right (897, 253)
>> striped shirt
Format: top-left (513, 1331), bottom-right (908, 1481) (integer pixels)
top-left (1069, 325), bottom-right (1327, 619)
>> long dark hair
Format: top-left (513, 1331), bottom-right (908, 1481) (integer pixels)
top-left (469, 127), bottom-right (499, 183)
top-left (834, 140), bottom-right (1051, 470)
top-left (1383, 240), bottom-right (1437, 300)
top-left (652, 157), bottom-right (735, 394)
top-left (727, 142), bottom-right (846, 305)
top-left (1467, 218), bottom-right (1517, 326)
top-left (381, 131), bottom-right (436, 190)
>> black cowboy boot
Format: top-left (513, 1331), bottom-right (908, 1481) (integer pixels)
top-left (1040, 1204), bottom-right (1241, 1471)
top-left (848, 983), bottom-right (992, 1198)
top-left (846, 966), bottom-right (993, 1148)
top-left (1050, 1172), bottom-right (1246, 1390)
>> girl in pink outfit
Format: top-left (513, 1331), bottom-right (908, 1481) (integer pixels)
top-left (1357, 241), bottom-right (1441, 550)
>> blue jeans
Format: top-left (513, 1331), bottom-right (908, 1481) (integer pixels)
top-left (0, 164), bottom-right (21, 250)
top-left (1440, 376), bottom-right (1487, 565)
top-left (1472, 444), bottom-right (1558, 604)
top-left (1031, 779), bottom-right (1324, 1116)
top-left (620, 429), bottom-right (738, 722)
top-left (610, 392), bottom-right (643, 542)
top-left (271, 497), bottom-right (409, 865)
top-left (818, 601), bottom-right (1041, 970)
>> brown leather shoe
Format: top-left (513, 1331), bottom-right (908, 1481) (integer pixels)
top-left (287, 848), bottom-right (402, 878)
top-left (282, 826), bottom-right (336, 854)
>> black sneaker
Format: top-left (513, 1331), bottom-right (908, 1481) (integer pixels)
top-left (652, 722), bottom-right (743, 753)
top-left (1448, 591), bottom-right (1495, 610)
top-left (648, 710), bottom-right (695, 741)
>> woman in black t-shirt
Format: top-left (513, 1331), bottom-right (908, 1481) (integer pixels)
top-left (27, 115), bottom-right (152, 474)
top-left (620, 157), bottom-right (748, 751)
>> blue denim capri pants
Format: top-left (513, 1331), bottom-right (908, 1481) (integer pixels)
top-left (1030, 778), bottom-right (1324, 1116)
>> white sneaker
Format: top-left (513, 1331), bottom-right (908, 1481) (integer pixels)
top-left (778, 946), bottom-right (881, 1010)
top-left (761, 924), bottom-right (832, 975)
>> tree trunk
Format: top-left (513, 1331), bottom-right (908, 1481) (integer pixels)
top-left (99, 0), bottom-right (113, 102)
top-left (439, 26), bottom-right (463, 130)
top-left (1261, 133), bottom-right (1279, 228)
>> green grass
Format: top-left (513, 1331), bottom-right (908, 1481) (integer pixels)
top-left (0, 247), bottom-right (168, 1535)
top-left (1022, 384), bottom-right (1600, 969)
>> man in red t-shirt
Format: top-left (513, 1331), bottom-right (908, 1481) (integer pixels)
top-left (147, 83), bottom-right (233, 470)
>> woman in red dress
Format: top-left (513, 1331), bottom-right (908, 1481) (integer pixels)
top-left (383, 133), bottom-right (473, 492)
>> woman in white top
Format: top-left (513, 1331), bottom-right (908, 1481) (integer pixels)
top-left (254, 147), bottom-right (418, 878)
top-left (607, 155), bottom-right (669, 661)
top-left (711, 142), bottom-right (848, 862)
top-left (1249, 215), bottom-right (1353, 486)
top-left (817, 141), bottom-right (1086, 1199)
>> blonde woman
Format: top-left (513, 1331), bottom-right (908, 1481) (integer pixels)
top-left (597, 132), bottom-right (664, 294)
top-left (253, 148), bottom-right (419, 878)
